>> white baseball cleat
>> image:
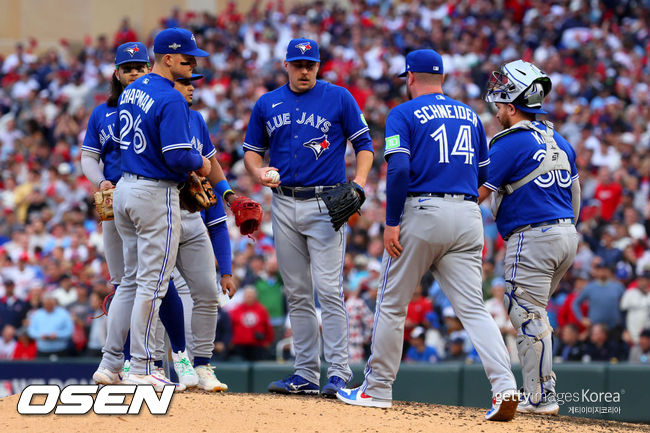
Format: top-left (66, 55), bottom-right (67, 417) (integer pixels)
top-left (92, 367), bottom-right (123, 385)
top-left (171, 350), bottom-right (199, 388)
top-left (194, 365), bottom-right (228, 392)
top-left (124, 369), bottom-right (186, 392)
top-left (336, 386), bottom-right (392, 408)
top-left (517, 392), bottom-right (559, 415)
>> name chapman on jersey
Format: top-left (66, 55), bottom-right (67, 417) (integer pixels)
top-left (266, 112), bottom-right (331, 136)
top-left (414, 103), bottom-right (478, 127)
top-left (120, 88), bottom-right (155, 114)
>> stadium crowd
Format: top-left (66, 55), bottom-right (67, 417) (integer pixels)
top-left (0, 0), bottom-right (649, 366)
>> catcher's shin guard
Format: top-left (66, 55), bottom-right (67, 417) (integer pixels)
top-left (504, 282), bottom-right (555, 405)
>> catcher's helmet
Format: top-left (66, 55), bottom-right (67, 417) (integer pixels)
top-left (484, 60), bottom-right (551, 114)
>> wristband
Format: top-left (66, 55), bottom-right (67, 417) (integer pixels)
top-left (214, 179), bottom-right (233, 200)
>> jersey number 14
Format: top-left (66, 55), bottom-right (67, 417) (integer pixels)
top-left (430, 124), bottom-right (474, 164)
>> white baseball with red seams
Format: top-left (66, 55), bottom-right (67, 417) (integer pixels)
top-left (266, 170), bottom-right (280, 183)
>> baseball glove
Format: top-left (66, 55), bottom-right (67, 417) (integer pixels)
top-left (179, 173), bottom-right (218, 212)
top-left (231, 196), bottom-right (263, 235)
top-left (317, 181), bottom-right (365, 231)
top-left (94, 188), bottom-right (115, 221)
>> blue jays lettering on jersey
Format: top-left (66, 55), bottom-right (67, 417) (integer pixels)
top-left (119, 73), bottom-right (196, 182)
top-left (189, 110), bottom-right (216, 159)
top-left (81, 103), bottom-right (122, 183)
top-left (384, 93), bottom-right (489, 196)
top-left (243, 80), bottom-right (373, 187)
top-left (483, 121), bottom-right (578, 237)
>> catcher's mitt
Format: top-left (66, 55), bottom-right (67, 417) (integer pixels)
top-left (231, 196), bottom-right (263, 235)
top-left (94, 188), bottom-right (115, 221)
top-left (179, 173), bottom-right (218, 212)
top-left (317, 182), bottom-right (365, 231)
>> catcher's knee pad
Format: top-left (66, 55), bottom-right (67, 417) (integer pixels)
top-left (504, 283), bottom-right (554, 405)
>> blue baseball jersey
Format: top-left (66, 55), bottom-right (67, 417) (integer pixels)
top-left (384, 93), bottom-right (489, 195)
top-left (188, 109), bottom-right (226, 226)
top-left (483, 121), bottom-right (578, 237)
top-left (81, 103), bottom-right (121, 183)
top-left (119, 73), bottom-right (197, 182)
top-left (243, 80), bottom-right (373, 187)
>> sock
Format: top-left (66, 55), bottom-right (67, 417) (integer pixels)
top-left (123, 331), bottom-right (131, 361)
top-left (194, 356), bottom-right (210, 367)
top-left (159, 278), bottom-right (186, 353)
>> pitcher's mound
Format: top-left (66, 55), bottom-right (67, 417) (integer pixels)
top-left (1, 391), bottom-right (647, 432)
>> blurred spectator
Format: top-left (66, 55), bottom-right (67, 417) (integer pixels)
top-left (620, 270), bottom-right (650, 344)
top-left (553, 324), bottom-right (585, 362)
top-left (113, 17), bottom-right (138, 48)
top-left (344, 282), bottom-right (374, 364)
top-left (12, 327), bottom-right (36, 360)
top-left (229, 287), bottom-right (274, 361)
top-left (51, 274), bottom-right (77, 307)
top-left (404, 282), bottom-right (433, 346)
top-left (0, 324), bottom-right (17, 359)
top-left (557, 275), bottom-right (590, 336)
top-left (253, 254), bottom-right (284, 342)
top-left (85, 291), bottom-right (105, 357)
top-left (572, 259), bottom-right (625, 330)
top-left (629, 329), bottom-right (650, 364)
top-left (485, 278), bottom-right (517, 362)
top-left (593, 167), bottom-right (622, 222)
top-left (582, 323), bottom-right (628, 362)
top-left (444, 336), bottom-right (467, 362)
top-left (405, 326), bottom-right (439, 363)
top-left (0, 279), bottom-right (29, 329)
top-left (27, 293), bottom-right (73, 357)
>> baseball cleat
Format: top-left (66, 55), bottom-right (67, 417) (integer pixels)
top-left (171, 350), bottom-right (199, 388)
top-left (321, 376), bottom-right (346, 398)
top-left (267, 374), bottom-right (319, 395)
top-left (194, 365), bottom-right (228, 392)
top-left (485, 389), bottom-right (519, 421)
top-left (92, 367), bottom-right (123, 385)
top-left (517, 392), bottom-right (559, 415)
top-left (124, 369), bottom-right (185, 392)
top-left (336, 386), bottom-right (392, 408)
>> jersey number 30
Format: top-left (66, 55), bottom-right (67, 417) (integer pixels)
top-left (119, 110), bottom-right (147, 154)
top-left (430, 124), bottom-right (474, 164)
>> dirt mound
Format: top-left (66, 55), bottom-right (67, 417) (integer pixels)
top-left (1, 391), bottom-right (647, 433)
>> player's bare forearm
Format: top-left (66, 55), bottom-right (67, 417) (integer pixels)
top-left (478, 185), bottom-right (492, 204)
top-left (244, 150), bottom-right (280, 187)
top-left (352, 150), bottom-right (374, 188)
top-left (207, 155), bottom-right (227, 186)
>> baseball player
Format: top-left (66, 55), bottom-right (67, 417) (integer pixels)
top-left (479, 60), bottom-right (580, 415)
top-left (336, 50), bottom-right (519, 421)
top-left (243, 38), bottom-right (374, 397)
top-left (108, 28), bottom-right (211, 390)
top-left (151, 74), bottom-right (236, 391)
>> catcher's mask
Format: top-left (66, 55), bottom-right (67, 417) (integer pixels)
top-left (484, 60), bottom-right (551, 114)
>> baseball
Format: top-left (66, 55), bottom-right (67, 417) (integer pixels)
top-left (265, 170), bottom-right (280, 183)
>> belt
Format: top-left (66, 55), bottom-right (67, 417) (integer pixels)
top-left (272, 185), bottom-right (336, 200)
top-left (407, 192), bottom-right (478, 203)
top-left (122, 172), bottom-right (182, 189)
top-left (505, 218), bottom-right (574, 240)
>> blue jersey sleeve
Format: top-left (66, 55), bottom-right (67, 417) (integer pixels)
top-left (484, 137), bottom-right (517, 192)
top-left (243, 100), bottom-right (268, 155)
top-left (81, 109), bottom-right (101, 155)
top-left (383, 108), bottom-right (411, 159)
top-left (160, 99), bottom-right (193, 153)
top-left (340, 88), bottom-right (372, 153)
top-left (477, 120), bottom-right (489, 185)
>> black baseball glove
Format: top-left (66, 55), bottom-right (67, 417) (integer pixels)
top-left (317, 181), bottom-right (366, 231)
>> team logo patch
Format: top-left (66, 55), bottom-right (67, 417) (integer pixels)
top-left (303, 134), bottom-right (330, 159)
top-left (125, 46), bottom-right (139, 57)
top-left (385, 134), bottom-right (400, 150)
top-left (295, 42), bottom-right (311, 54)
top-left (360, 113), bottom-right (367, 126)
top-left (168, 43), bottom-right (181, 50)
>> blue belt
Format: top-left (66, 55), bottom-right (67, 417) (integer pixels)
top-left (407, 192), bottom-right (478, 203)
top-left (272, 185), bottom-right (336, 200)
top-left (122, 172), bottom-right (182, 189)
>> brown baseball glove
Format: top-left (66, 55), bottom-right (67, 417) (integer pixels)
top-left (94, 188), bottom-right (115, 221)
top-left (179, 173), bottom-right (218, 212)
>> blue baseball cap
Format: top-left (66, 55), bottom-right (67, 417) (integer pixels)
top-left (176, 74), bottom-right (204, 82)
top-left (285, 38), bottom-right (320, 62)
top-left (153, 28), bottom-right (208, 57)
top-left (115, 42), bottom-right (149, 66)
top-left (398, 49), bottom-right (444, 77)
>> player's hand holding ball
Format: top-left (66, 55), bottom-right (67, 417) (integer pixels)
top-left (260, 167), bottom-right (281, 187)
